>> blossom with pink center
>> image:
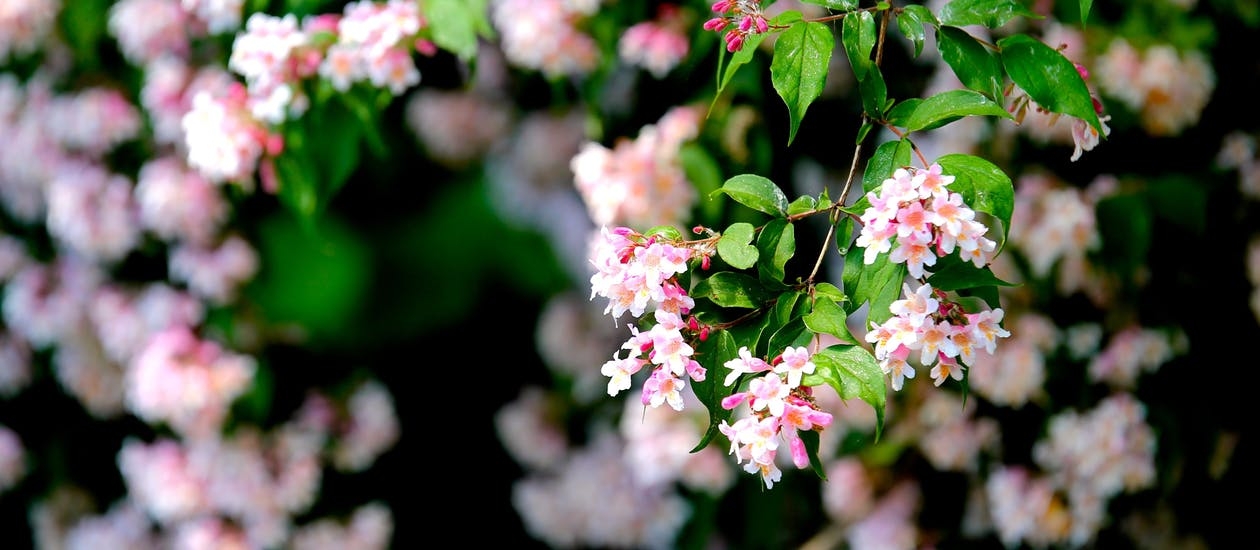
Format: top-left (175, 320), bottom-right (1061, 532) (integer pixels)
top-left (881, 345), bottom-right (916, 391)
top-left (774, 346), bottom-right (816, 388)
top-left (888, 233), bottom-right (937, 278)
top-left (747, 372), bottom-right (791, 417)
top-left (722, 345), bottom-right (772, 386)
top-left (917, 318), bottom-right (960, 365)
top-left (929, 354), bottom-right (965, 386)
top-left (888, 282), bottom-right (939, 329)
top-left (641, 367), bottom-right (686, 411)
top-left (967, 308), bottom-right (1012, 354)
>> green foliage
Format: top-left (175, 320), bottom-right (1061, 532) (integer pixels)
top-left (804, 344), bottom-right (886, 440)
top-left (999, 33), bottom-right (1104, 133)
top-left (936, 25), bottom-right (1006, 102)
top-left (771, 21), bottom-right (835, 145)
top-left (938, 0), bottom-right (1041, 28)
top-left (717, 222), bottom-right (760, 269)
top-left (713, 174), bottom-right (790, 217)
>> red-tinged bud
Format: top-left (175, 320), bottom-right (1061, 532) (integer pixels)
top-left (703, 17), bottom-right (727, 31)
top-left (1092, 96), bottom-right (1105, 115)
top-left (1074, 62), bottom-right (1090, 80)
top-left (711, 0), bottom-right (734, 14)
top-left (693, 225), bottom-right (705, 235)
top-left (738, 15), bottom-right (753, 32)
top-left (415, 38), bottom-right (438, 57)
top-left (688, 316), bottom-right (699, 330)
top-left (754, 16), bottom-right (768, 34)
top-left (770, 354), bottom-right (784, 366)
top-left (701, 255), bottom-right (711, 270)
top-left (725, 31), bottom-right (744, 52)
top-left (700, 326), bottom-right (710, 341)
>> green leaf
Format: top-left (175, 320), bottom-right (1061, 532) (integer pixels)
top-left (834, 215), bottom-right (856, 256)
top-left (694, 271), bottom-right (772, 309)
top-left (842, 243), bottom-right (908, 325)
top-left (756, 219), bottom-right (796, 283)
top-left (645, 225), bottom-right (685, 242)
top-left (1079, 0), bottom-right (1093, 26)
top-left (772, 290), bottom-right (805, 327)
top-left (803, 0), bottom-right (858, 9)
top-left (424, 0), bottom-right (487, 61)
top-left (842, 10), bottom-right (876, 81)
top-left (895, 4), bottom-right (936, 58)
top-left (718, 222), bottom-right (760, 270)
top-left (939, 0), bottom-right (1041, 28)
top-left (787, 195), bottom-right (819, 216)
top-left (927, 258), bottom-right (1019, 292)
top-left (860, 139), bottom-right (914, 194)
top-left (805, 344), bottom-right (886, 440)
top-left (691, 329), bottom-right (739, 453)
top-left (885, 98), bottom-right (922, 128)
top-left (771, 21), bottom-right (835, 146)
top-left (799, 429), bottom-right (829, 479)
top-left (858, 64), bottom-right (889, 118)
top-left (713, 174), bottom-right (790, 217)
top-left (936, 26), bottom-right (1006, 102)
top-left (803, 296), bottom-right (858, 344)
top-left (999, 33), bottom-right (1103, 133)
top-left (815, 282), bottom-right (847, 304)
top-left (768, 318), bottom-right (812, 357)
top-left (935, 153), bottom-right (1015, 252)
top-left (904, 89), bottom-right (1013, 132)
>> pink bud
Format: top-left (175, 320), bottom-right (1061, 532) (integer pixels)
top-left (754, 16), bottom-right (768, 34)
top-left (415, 38), bottom-right (438, 57)
top-left (711, 0), bottom-right (734, 14)
top-left (699, 327), bottom-right (710, 341)
top-left (1074, 62), bottom-right (1090, 80)
top-left (703, 17), bottom-right (728, 31)
top-left (701, 255), bottom-right (711, 270)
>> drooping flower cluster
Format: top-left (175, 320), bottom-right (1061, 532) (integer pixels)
top-left (717, 345), bottom-right (834, 488)
top-left (855, 163), bottom-right (998, 278)
top-left (589, 226), bottom-right (710, 411)
top-left (703, 0), bottom-right (771, 53)
top-left (571, 105), bottom-right (702, 230)
top-left (865, 282), bottom-right (1011, 391)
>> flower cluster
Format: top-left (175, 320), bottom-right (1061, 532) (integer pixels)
top-left (718, 345), bottom-right (833, 488)
top-left (590, 227), bottom-right (710, 411)
top-left (703, 0), bottom-right (771, 53)
top-left (866, 282), bottom-right (1010, 390)
top-left (856, 163), bottom-right (998, 277)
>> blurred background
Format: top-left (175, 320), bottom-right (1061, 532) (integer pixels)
top-left (1, 0), bottom-right (1258, 548)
